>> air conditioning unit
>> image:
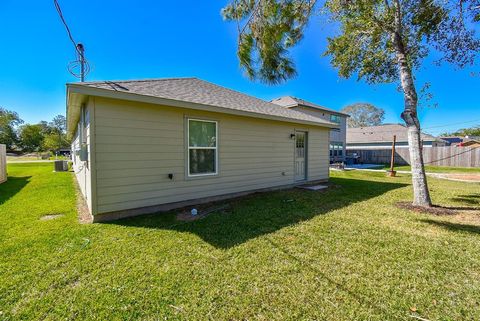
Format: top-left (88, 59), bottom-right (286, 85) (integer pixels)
top-left (54, 160), bottom-right (69, 172)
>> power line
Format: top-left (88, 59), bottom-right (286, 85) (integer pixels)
top-left (423, 119), bottom-right (480, 130)
top-left (425, 146), bottom-right (479, 164)
top-left (53, 0), bottom-right (80, 55)
top-left (53, 0), bottom-right (90, 81)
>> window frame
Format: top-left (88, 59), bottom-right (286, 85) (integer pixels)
top-left (187, 118), bottom-right (218, 177)
top-left (330, 114), bottom-right (341, 124)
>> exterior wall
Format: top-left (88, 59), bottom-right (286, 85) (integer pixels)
top-left (0, 144), bottom-right (6, 184)
top-left (290, 106), bottom-right (347, 162)
top-left (92, 97), bottom-right (330, 215)
top-left (71, 98), bottom-right (95, 213)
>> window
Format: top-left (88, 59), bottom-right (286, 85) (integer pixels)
top-left (330, 114), bottom-right (341, 124)
top-left (188, 119), bottom-right (218, 176)
top-left (329, 142), bottom-right (344, 157)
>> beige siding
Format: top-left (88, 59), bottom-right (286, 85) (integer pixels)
top-left (0, 144), bottom-right (6, 184)
top-left (292, 106), bottom-right (347, 159)
top-left (71, 98), bottom-right (95, 212)
top-left (92, 97), bottom-right (330, 214)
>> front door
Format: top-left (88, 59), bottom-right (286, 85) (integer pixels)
top-left (294, 131), bottom-right (307, 181)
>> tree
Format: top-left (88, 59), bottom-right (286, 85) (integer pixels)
top-left (50, 115), bottom-right (66, 134)
top-left (42, 132), bottom-right (69, 152)
top-left (19, 124), bottom-right (44, 152)
top-left (341, 103), bottom-right (385, 127)
top-left (222, 0), bottom-right (479, 207)
top-left (42, 115), bottom-right (69, 152)
top-left (441, 125), bottom-right (480, 137)
top-left (0, 107), bottom-right (23, 151)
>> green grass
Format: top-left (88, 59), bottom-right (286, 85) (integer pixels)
top-left (1, 163), bottom-right (480, 320)
top-left (380, 164), bottom-right (480, 173)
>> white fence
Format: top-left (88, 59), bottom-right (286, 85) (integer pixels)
top-left (0, 144), bottom-right (6, 184)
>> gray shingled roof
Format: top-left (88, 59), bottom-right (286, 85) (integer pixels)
top-left (271, 96), bottom-right (349, 116)
top-left (72, 78), bottom-right (336, 127)
top-left (347, 124), bottom-right (442, 144)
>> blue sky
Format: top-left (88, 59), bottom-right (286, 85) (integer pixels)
top-left (1, 0), bottom-right (479, 136)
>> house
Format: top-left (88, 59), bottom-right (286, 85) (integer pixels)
top-left (67, 78), bottom-right (338, 222)
top-left (459, 139), bottom-right (480, 147)
top-left (439, 136), bottom-right (463, 145)
top-left (346, 123), bottom-right (448, 150)
top-left (270, 96), bottom-right (349, 163)
top-left (440, 136), bottom-right (480, 147)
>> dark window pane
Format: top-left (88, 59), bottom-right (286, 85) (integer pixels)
top-left (189, 149), bottom-right (216, 175)
top-left (189, 120), bottom-right (216, 147)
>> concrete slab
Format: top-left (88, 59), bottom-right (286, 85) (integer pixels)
top-left (345, 164), bottom-right (384, 170)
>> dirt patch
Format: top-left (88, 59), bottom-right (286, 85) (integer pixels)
top-left (397, 202), bottom-right (456, 215)
top-left (72, 173), bottom-right (93, 224)
top-left (445, 174), bottom-right (480, 182)
top-left (40, 214), bottom-right (65, 221)
top-left (429, 173), bottom-right (480, 183)
top-left (396, 202), bottom-right (480, 216)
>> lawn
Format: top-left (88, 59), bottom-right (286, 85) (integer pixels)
top-left (380, 164), bottom-right (480, 173)
top-left (1, 163), bottom-right (480, 320)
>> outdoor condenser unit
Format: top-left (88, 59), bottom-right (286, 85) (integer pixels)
top-left (54, 160), bottom-right (68, 172)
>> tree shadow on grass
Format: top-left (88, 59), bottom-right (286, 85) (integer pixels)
top-left (108, 177), bottom-right (407, 249)
top-left (420, 219), bottom-right (480, 234)
top-left (450, 193), bottom-right (480, 206)
top-left (0, 176), bottom-right (31, 206)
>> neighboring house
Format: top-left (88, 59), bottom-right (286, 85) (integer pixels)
top-left (440, 136), bottom-right (480, 147)
top-left (439, 136), bottom-right (463, 145)
top-left (346, 123), bottom-right (448, 150)
top-left (459, 139), bottom-right (480, 147)
top-left (67, 78), bottom-right (338, 222)
top-left (0, 144), bottom-right (6, 184)
top-left (270, 96), bottom-right (349, 163)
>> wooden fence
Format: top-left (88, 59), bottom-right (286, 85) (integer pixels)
top-left (0, 144), bottom-right (6, 184)
top-left (347, 146), bottom-right (480, 168)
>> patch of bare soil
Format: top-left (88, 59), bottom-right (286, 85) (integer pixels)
top-left (40, 214), bottom-right (65, 221)
top-left (446, 174), bottom-right (480, 182)
top-left (72, 173), bottom-right (93, 224)
top-left (430, 173), bottom-right (480, 183)
top-left (396, 202), bottom-right (480, 216)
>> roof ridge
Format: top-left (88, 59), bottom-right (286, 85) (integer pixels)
top-left (72, 77), bottom-right (198, 85)
top-left (197, 78), bottom-right (285, 108)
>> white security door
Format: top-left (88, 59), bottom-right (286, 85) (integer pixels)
top-left (294, 131), bottom-right (307, 181)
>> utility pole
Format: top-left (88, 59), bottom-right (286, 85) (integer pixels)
top-left (388, 135), bottom-right (397, 177)
top-left (77, 43), bottom-right (85, 82)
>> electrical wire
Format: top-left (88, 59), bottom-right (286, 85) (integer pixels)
top-left (424, 146), bottom-right (479, 165)
top-left (54, 0), bottom-right (80, 55)
top-left (53, 0), bottom-right (91, 80)
top-left (423, 119), bottom-right (480, 130)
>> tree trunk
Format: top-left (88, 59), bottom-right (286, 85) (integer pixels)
top-left (393, 32), bottom-right (432, 207)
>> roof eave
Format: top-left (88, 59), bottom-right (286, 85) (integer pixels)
top-left (67, 84), bottom-right (339, 129)
top-left (291, 103), bottom-right (350, 117)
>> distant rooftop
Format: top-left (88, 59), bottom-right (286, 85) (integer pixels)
top-left (270, 96), bottom-right (349, 116)
top-left (347, 123), bottom-right (444, 144)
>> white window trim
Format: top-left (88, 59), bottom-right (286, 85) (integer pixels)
top-left (330, 114), bottom-right (341, 124)
top-left (187, 118), bottom-right (218, 177)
